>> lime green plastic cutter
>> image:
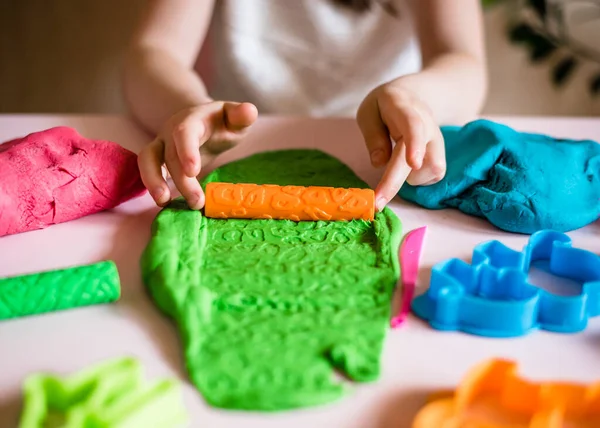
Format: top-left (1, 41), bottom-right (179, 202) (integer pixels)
top-left (19, 357), bottom-right (188, 428)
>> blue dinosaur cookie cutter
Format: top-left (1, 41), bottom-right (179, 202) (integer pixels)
top-left (412, 230), bottom-right (600, 337)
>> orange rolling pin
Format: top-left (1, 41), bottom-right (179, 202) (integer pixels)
top-left (204, 182), bottom-right (375, 221)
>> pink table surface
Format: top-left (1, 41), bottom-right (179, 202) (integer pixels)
top-left (1, 114), bottom-right (599, 428)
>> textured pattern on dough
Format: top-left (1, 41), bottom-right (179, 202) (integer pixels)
top-left (141, 149), bottom-right (402, 411)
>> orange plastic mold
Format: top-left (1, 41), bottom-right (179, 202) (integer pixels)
top-left (413, 359), bottom-right (600, 428)
top-left (204, 182), bottom-right (375, 221)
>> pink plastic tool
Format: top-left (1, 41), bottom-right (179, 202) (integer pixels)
top-left (391, 226), bottom-right (427, 328)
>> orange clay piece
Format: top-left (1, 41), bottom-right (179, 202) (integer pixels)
top-left (204, 182), bottom-right (375, 221)
top-left (413, 359), bottom-right (600, 428)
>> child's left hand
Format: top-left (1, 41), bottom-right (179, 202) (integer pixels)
top-left (357, 80), bottom-right (446, 212)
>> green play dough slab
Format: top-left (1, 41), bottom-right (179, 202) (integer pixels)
top-left (141, 149), bottom-right (402, 411)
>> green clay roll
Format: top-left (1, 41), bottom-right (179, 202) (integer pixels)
top-left (0, 260), bottom-right (120, 320)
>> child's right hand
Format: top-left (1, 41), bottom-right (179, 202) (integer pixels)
top-left (138, 101), bottom-right (258, 210)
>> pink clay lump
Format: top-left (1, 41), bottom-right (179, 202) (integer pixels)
top-left (0, 127), bottom-right (146, 237)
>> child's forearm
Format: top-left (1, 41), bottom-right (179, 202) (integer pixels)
top-left (123, 46), bottom-right (212, 134)
top-left (391, 52), bottom-right (487, 126)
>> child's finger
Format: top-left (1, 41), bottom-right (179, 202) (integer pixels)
top-left (224, 102), bottom-right (258, 132)
top-left (202, 102), bottom-right (257, 155)
top-left (138, 138), bottom-right (171, 206)
top-left (171, 115), bottom-right (206, 178)
top-left (356, 99), bottom-right (392, 167)
top-left (406, 129), bottom-right (446, 186)
top-left (381, 104), bottom-right (427, 170)
top-left (374, 142), bottom-right (411, 211)
top-left (165, 142), bottom-right (205, 210)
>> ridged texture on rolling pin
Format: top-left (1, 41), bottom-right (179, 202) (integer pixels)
top-left (204, 182), bottom-right (375, 221)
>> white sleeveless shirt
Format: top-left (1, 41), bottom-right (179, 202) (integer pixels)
top-left (202, 0), bottom-right (421, 117)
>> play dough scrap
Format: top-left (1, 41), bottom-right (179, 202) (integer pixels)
top-left (19, 357), bottom-right (188, 428)
top-left (413, 358), bottom-right (600, 428)
top-left (0, 261), bottom-right (120, 320)
top-left (0, 126), bottom-right (146, 237)
top-left (399, 119), bottom-right (600, 234)
top-left (141, 149), bottom-right (402, 411)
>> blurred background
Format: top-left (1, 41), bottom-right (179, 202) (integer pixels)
top-left (0, 0), bottom-right (598, 116)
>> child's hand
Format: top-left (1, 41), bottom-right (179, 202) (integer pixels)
top-left (138, 101), bottom-right (258, 210)
top-left (357, 82), bottom-right (446, 211)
